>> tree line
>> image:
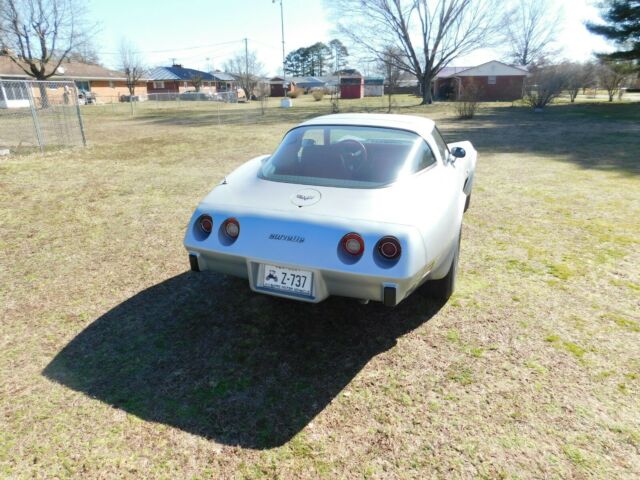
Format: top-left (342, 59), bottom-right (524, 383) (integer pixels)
top-left (284, 39), bottom-right (349, 77)
top-left (2, 0), bottom-right (637, 106)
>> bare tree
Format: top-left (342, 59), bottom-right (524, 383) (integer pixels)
top-left (119, 40), bottom-right (145, 96)
top-left (523, 64), bottom-right (567, 110)
top-left (503, 0), bottom-right (561, 66)
top-left (191, 74), bottom-right (203, 92)
top-left (67, 41), bottom-right (101, 65)
top-left (223, 50), bottom-right (265, 101)
top-left (377, 47), bottom-right (402, 113)
top-left (561, 62), bottom-right (595, 103)
top-left (0, 0), bottom-right (95, 79)
top-left (455, 80), bottom-right (482, 119)
top-left (328, 0), bottom-right (504, 104)
top-left (597, 61), bottom-right (634, 102)
top-left (255, 82), bottom-right (270, 114)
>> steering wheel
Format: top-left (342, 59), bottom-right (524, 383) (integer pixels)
top-left (336, 139), bottom-right (368, 174)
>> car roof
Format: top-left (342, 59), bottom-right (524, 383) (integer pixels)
top-left (299, 113), bottom-right (435, 136)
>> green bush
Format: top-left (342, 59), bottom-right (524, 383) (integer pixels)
top-left (311, 89), bottom-right (324, 101)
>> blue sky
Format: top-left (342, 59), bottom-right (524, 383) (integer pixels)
top-left (90, 0), bottom-right (612, 75)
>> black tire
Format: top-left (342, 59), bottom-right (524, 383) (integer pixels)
top-left (464, 193), bottom-right (471, 213)
top-left (428, 228), bottom-right (461, 300)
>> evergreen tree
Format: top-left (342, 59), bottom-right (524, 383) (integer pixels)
top-left (285, 42), bottom-right (334, 76)
top-left (328, 39), bottom-right (349, 73)
top-left (587, 0), bottom-right (640, 61)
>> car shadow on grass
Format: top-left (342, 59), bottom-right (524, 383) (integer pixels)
top-left (43, 271), bottom-right (443, 449)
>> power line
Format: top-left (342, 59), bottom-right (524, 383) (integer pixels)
top-left (94, 39), bottom-right (244, 56)
top-left (247, 38), bottom-right (280, 50)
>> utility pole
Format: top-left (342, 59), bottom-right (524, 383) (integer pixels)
top-left (273, 0), bottom-right (286, 84)
top-left (273, 0), bottom-right (291, 107)
top-left (244, 38), bottom-right (249, 99)
top-left (244, 38), bottom-right (249, 80)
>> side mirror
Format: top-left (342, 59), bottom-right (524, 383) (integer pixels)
top-left (451, 146), bottom-right (466, 159)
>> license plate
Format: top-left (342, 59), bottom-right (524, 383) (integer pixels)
top-left (262, 264), bottom-right (313, 296)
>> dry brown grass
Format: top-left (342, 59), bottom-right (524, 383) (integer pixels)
top-left (1, 95), bottom-right (639, 478)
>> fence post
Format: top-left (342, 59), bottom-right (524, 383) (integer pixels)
top-left (74, 85), bottom-right (87, 146)
top-left (26, 82), bottom-right (44, 152)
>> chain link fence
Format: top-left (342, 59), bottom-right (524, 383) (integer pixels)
top-left (0, 79), bottom-right (86, 153)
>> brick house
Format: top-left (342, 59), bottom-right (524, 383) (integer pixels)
top-left (0, 56), bottom-right (147, 103)
top-left (146, 65), bottom-right (237, 96)
top-left (433, 60), bottom-right (528, 101)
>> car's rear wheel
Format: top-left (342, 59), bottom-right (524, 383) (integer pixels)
top-left (428, 227), bottom-right (461, 300)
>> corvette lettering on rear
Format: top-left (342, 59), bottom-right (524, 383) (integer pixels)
top-left (268, 233), bottom-right (305, 243)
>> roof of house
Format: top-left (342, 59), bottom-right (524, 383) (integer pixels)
top-left (445, 60), bottom-right (528, 78)
top-left (0, 56), bottom-right (132, 80)
top-left (269, 77), bottom-right (298, 85)
top-left (435, 61), bottom-right (528, 79)
top-left (289, 76), bottom-right (327, 87)
top-left (211, 71), bottom-right (236, 82)
top-left (147, 65), bottom-right (216, 82)
top-left (434, 66), bottom-right (472, 79)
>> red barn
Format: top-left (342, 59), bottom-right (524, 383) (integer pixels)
top-left (340, 75), bottom-right (364, 99)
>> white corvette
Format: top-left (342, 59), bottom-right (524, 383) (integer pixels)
top-left (184, 113), bottom-right (477, 306)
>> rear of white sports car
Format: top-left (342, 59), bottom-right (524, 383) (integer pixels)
top-left (185, 198), bottom-right (430, 307)
top-left (184, 114), bottom-right (476, 306)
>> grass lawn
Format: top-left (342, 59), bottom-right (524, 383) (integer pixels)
top-left (1, 95), bottom-right (639, 478)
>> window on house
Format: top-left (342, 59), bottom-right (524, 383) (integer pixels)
top-left (75, 81), bottom-right (90, 91)
top-left (153, 81), bottom-right (165, 89)
top-left (1, 81), bottom-right (29, 100)
top-left (488, 75), bottom-right (496, 85)
top-left (109, 80), bottom-right (114, 88)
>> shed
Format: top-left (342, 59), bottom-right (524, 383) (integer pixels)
top-left (340, 75), bottom-right (364, 99)
top-left (364, 77), bottom-right (384, 97)
top-left (269, 77), bottom-right (295, 97)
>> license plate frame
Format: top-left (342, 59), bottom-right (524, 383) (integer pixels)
top-left (260, 264), bottom-right (313, 297)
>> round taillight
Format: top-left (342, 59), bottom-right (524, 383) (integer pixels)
top-left (223, 218), bottom-right (240, 239)
top-left (199, 215), bottom-right (213, 234)
top-left (377, 236), bottom-right (401, 260)
top-left (341, 232), bottom-right (365, 256)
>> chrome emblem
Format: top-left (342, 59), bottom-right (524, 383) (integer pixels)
top-left (268, 233), bottom-right (305, 243)
top-left (290, 188), bottom-right (321, 207)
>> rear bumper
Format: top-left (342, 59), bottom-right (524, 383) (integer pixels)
top-left (187, 250), bottom-right (428, 306)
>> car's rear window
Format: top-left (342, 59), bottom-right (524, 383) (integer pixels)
top-left (259, 125), bottom-right (436, 188)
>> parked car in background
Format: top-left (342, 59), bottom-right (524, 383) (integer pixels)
top-left (78, 89), bottom-right (96, 105)
top-left (184, 113), bottom-right (477, 307)
top-left (179, 90), bottom-right (216, 101)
